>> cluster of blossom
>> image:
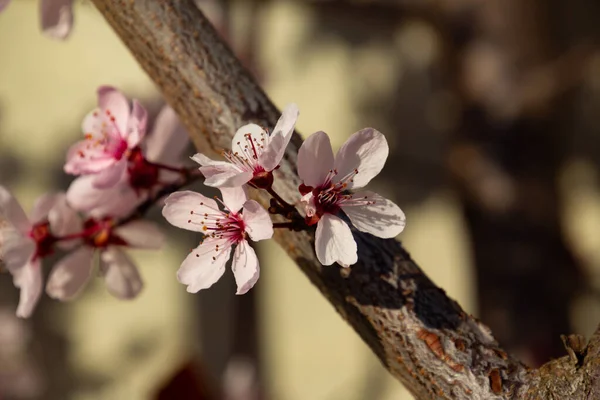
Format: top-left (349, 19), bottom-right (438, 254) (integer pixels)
top-left (0, 87), bottom-right (190, 317)
top-left (0, 86), bottom-right (406, 318)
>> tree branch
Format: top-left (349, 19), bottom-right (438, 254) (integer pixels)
top-left (89, 0), bottom-right (599, 398)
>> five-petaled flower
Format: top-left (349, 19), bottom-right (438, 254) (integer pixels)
top-left (64, 86), bottom-right (148, 189)
top-left (297, 129), bottom-right (406, 267)
top-left (0, 187), bottom-right (80, 318)
top-left (192, 104), bottom-right (299, 189)
top-left (162, 187), bottom-right (273, 294)
top-left (45, 216), bottom-right (164, 302)
top-left (66, 105), bottom-right (189, 217)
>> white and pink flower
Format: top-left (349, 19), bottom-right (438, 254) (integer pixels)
top-left (64, 86), bottom-right (148, 189)
top-left (66, 105), bottom-right (189, 217)
top-left (0, 188), bottom-right (80, 318)
top-left (45, 217), bottom-right (164, 301)
top-left (162, 187), bottom-right (273, 294)
top-left (297, 129), bottom-right (406, 267)
top-left (193, 104), bottom-right (298, 189)
top-left (0, 0), bottom-right (74, 40)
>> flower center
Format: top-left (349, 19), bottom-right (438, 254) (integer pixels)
top-left (82, 217), bottom-right (126, 248)
top-left (80, 110), bottom-right (128, 161)
top-left (29, 222), bottom-right (55, 259)
top-left (222, 133), bottom-right (268, 175)
top-left (301, 168), bottom-right (375, 225)
top-left (127, 147), bottom-right (160, 191)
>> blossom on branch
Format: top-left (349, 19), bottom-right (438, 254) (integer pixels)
top-left (193, 104), bottom-right (298, 189)
top-left (66, 104), bottom-right (189, 215)
top-left (162, 187), bottom-right (273, 294)
top-left (297, 129), bottom-right (406, 267)
top-left (64, 86), bottom-right (148, 189)
top-left (46, 217), bottom-right (164, 301)
top-left (0, 187), bottom-right (80, 318)
top-left (0, 0), bottom-right (74, 40)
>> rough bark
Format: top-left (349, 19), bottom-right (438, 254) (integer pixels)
top-left (89, 0), bottom-right (600, 398)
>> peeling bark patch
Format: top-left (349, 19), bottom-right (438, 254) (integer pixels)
top-left (417, 329), bottom-right (464, 372)
top-left (489, 368), bottom-right (502, 394)
top-left (454, 338), bottom-right (467, 352)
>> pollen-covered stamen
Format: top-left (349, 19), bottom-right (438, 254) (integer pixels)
top-left (80, 109), bottom-right (129, 161)
top-left (192, 238), bottom-right (233, 262)
top-left (220, 130), bottom-right (272, 176)
top-left (187, 200), bottom-right (247, 244)
top-left (305, 168), bottom-right (366, 223)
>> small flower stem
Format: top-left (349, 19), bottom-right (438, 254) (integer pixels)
top-left (266, 187), bottom-right (294, 212)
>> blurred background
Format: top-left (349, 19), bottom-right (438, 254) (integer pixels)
top-left (1, 0), bottom-right (600, 399)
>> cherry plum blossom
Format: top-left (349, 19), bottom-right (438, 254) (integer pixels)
top-left (66, 105), bottom-right (189, 216)
top-left (162, 187), bottom-right (273, 294)
top-left (0, 188), bottom-right (80, 317)
top-left (45, 216), bottom-right (164, 301)
top-left (64, 86), bottom-right (148, 189)
top-left (193, 104), bottom-right (298, 189)
top-left (297, 129), bottom-right (406, 267)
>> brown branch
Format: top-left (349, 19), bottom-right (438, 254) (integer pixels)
top-left (89, 0), bottom-right (599, 398)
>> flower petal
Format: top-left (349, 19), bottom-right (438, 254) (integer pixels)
top-left (91, 159), bottom-right (127, 189)
top-left (114, 221), bottom-right (165, 249)
top-left (220, 186), bottom-right (247, 214)
top-left (177, 239), bottom-right (231, 293)
top-left (315, 214), bottom-right (357, 267)
top-left (192, 154), bottom-right (253, 188)
top-left (46, 246), bottom-right (94, 300)
top-left (39, 0), bottom-right (73, 40)
top-left (199, 164), bottom-right (252, 188)
top-left (1, 229), bottom-right (36, 273)
top-left (0, 186), bottom-right (31, 233)
top-left (100, 247), bottom-right (143, 299)
top-left (162, 190), bottom-right (219, 232)
top-left (126, 100), bottom-right (148, 147)
top-left (341, 191), bottom-right (406, 238)
top-left (11, 259), bottom-right (42, 318)
top-left (64, 140), bottom-right (116, 175)
top-left (97, 86), bottom-right (130, 135)
top-left (298, 131), bottom-right (334, 187)
top-left (230, 124), bottom-right (267, 156)
top-left (242, 200), bottom-right (273, 242)
top-left (145, 106), bottom-right (189, 165)
top-left (66, 175), bottom-right (141, 218)
top-left (30, 193), bottom-right (55, 223)
top-left (232, 240), bottom-right (259, 295)
top-left (190, 153), bottom-right (218, 167)
top-left (48, 193), bottom-right (82, 245)
top-left (333, 128), bottom-right (388, 189)
top-left (259, 103), bottom-right (299, 171)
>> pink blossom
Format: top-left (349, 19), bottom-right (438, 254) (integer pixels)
top-left (64, 86), bottom-right (148, 189)
top-left (0, 0), bottom-right (74, 40)
top-left (193, 104), bottom-right (298, 188)
top-left (162, 187), bottom-right (273, 294)
top-left (297, 129), bottom-right (406, 267)
top-left (0, 188), bottom-right (80, 318)
top-left (66, 105), bottom-right (189, 215)
top-left (45, 217), bottom-right (164, 301)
